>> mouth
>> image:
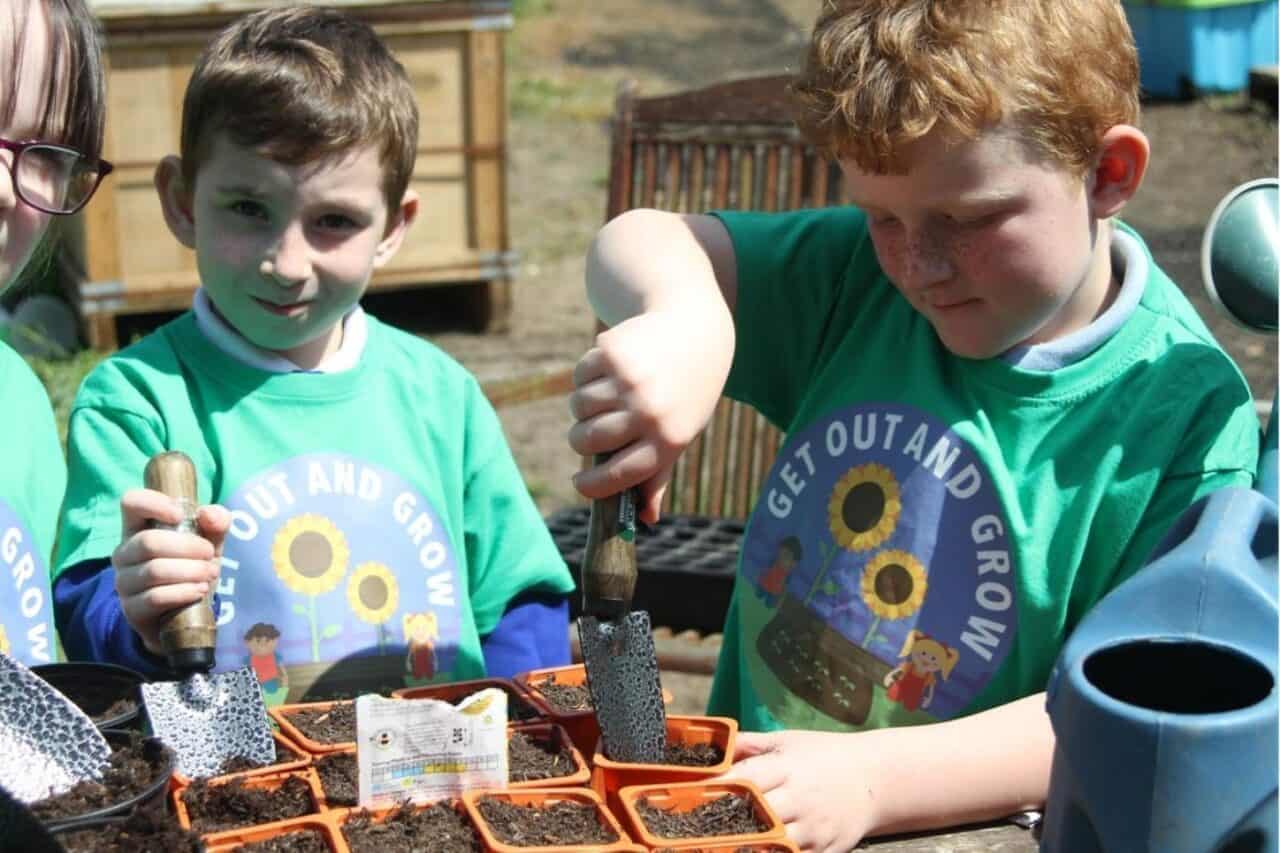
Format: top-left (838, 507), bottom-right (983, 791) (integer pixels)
top-left (253, 297), bottom-right (309, 317)
top-left (929, 297), bottom-right (980, 312)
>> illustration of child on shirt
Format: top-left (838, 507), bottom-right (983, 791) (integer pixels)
top-left (756, 536), bottom-right (803, 608)
top-left (244, 622), bottom-right (289, 704)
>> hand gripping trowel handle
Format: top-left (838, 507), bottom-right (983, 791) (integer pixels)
top-left (582, 455), bottom-right (638, 621)
top-left (144, 451), bottom-right (217, 673)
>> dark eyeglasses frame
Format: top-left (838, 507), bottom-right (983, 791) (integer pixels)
top-left (0, 137), bottom-right (114, 215)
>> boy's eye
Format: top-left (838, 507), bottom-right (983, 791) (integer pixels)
top-left (317, 213), bottom-right (359, 230)
top-left (229, 199), bottom-right (269, 220)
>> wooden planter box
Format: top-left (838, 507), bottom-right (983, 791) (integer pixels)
top-left (75, 0), bottom-right (513, 349)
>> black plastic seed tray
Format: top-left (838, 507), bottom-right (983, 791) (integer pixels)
top-left (545, 506), bottom-right (743, 635)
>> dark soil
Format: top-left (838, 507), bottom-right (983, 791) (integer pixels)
top-left (476, 797), bottom-right (618, 847)
top-left (508, 730), bottom-right (577, 782)
top-left (342, 801), bottom-right (483, 853)
top-left (504, 687), bottom-right (543, 721)
top-left (284, 703), bottom-right (356, 744)
top-left (37, 674), bottom-right (139, 725)
top-left (637, 792), bottom-right (767, 839)
top-left (30, 733), bottom-right (169, 823)
top-left (665, 742), bottom-right (724, 766)
top-left (315, 752), bottom-right (358, 807)
top-left (92, 696), bottom-right (139, 724)
top-left (533, 678), bottom-right (592, 712)
top-left (213, 743), bottom-right (302, 778)
top-left (234, 829), bottom-right (329, 852)
top-left (54, 800), bottom-right (203, 853)
top-left (181, 775), bottom-right (316, 833)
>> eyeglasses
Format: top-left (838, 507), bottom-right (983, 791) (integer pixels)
top-left (0, 137), bottom-right (114, 215)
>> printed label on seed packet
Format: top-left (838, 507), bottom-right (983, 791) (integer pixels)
top-left (356, 689), bottom-right (508, 806)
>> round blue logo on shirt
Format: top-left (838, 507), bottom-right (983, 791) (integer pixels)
top-left (215, 453), bottom-right (464, 703)
top-left (738, 402), bottom-right (1015, 726)
top-left (0, 500), bottom-right (55, 666)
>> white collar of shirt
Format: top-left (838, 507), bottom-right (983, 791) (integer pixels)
top-left (1002, 228), bottom-right (1147, 371)
top-left (193, 288), bottom-right (367, 374)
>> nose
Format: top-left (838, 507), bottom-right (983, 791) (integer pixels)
top-left (260, 223), bottom-right (312, 285)
top-left (902, 229), bottom-right (953, 292)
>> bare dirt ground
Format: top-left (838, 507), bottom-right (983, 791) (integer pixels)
top-left (420, 0), bottom-right (1278, 519)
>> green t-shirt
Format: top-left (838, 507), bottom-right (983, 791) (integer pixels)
top-left (707, 208), bottom-right (1259, 732)
top-left (57, 313), bottom-right (574, 702)
top-left (0, 343), bottom-right (64, 665)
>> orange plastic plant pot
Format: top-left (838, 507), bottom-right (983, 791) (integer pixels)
top-left (508, 722), bottom-right (591, 789)
top-left (269, 700), bottom-right (356, 755)
top-left (172, 768), bottom-right (325, 835)
top-left (514, 664), bottom-right (601, 757)
top-left (616, 780), bottom-right (785, 849)
top-left (650, 842), bottom-right (799, 852)
top-left (463, 787), bottom-right (635, 852)
top-left (333, 798), bottom-right (480, 848)
top-left (590, 715), bottom-right (737, 815)
top-left (515, 663), bottom-right (675, 757)
top-left (172, 730), bottom-right (312, 787)
top-left (202, 815), bottom-right (346, 852)
top-left (310, 747), bottom-right (359, 812)
top-left (391, 676), bottom-right (545, 723)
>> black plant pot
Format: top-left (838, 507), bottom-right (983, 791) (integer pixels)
top-left (31, 662), bottom-right (146, 732)
top-left (548, 506), bottom-right (743, 635)
top-left (39, 731), bottom-right (174, 833)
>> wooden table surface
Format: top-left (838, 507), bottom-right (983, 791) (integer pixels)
top-left (860, 821), bottom-right (1039, 851)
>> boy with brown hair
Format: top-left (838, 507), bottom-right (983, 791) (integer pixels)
top-left (567, 0), bottom-right (1258, 847)
top-left (54, 6), bottom-right (573, 702)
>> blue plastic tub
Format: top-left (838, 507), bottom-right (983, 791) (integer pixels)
top-left (1123, 0), bottom-right (1278, 97)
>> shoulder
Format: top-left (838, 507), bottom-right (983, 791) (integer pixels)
top-left (74, 316), bottom-right (191, 414)
top-left (365, 316), bottom-right (483, 396)
top-left (0, 343), bottom-right (58, 441)
top-left (713, 207), bottom-right (870, 254)
top-left (0, 342), bottom-right (53, 405)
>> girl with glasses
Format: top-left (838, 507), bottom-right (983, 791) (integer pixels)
top-left (0, 0), bottom-right (108, 666)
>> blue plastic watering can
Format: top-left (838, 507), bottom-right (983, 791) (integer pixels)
top-left (1041, 179), bottom-right (1279, 853)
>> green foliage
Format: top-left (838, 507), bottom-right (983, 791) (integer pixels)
top-left (511, 0), bottom-right (554, 17)
top-left (26, 349), bottom-right (106, 449)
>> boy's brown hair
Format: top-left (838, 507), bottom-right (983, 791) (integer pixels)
top-left (179, 6), bottom-right (418, 213)
top-left (792, 0), bottom-right (1139, 176)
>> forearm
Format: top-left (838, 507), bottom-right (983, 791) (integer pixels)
top-left (587, 209), bottom-right (736, 327)
top-left (865, 693), bottom-right (1053, 836)
top-left (480, 592), bottom-right (570, 678)
top-left (54, 560), bottom-right (171, 677)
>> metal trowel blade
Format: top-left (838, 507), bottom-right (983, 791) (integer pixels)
top-left (0, 654), bottom-right (111, 803)
top-left (579, 611), bottom-right (667, 764)
top-left (141, 666), bottom-right (275, 778)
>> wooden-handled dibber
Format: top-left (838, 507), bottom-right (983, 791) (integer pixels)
top-left (144, 451), bottom-right (217, 673)
top-left (581, 468), bottom-right (638, 621)
top-left (577, 454), bottom-right (667, 763)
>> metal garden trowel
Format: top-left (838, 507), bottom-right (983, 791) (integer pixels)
top-left (577, 470), bottom-right (667, 763)
top-left (137, 451), bottom-right (275, 779)
top-left (0, 653), bottom-right (111, 803)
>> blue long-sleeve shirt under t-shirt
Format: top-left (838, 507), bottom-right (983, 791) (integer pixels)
top-left (54, 559), bottom-right (570, 681)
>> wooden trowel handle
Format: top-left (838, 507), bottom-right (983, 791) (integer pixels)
top-left (144, 451), bottom-right (217, 673)
top-left (582, 454), bottom-right (638, 621)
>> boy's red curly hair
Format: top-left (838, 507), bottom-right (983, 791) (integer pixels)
top-left (792, 0), bottom-right (1140, 176)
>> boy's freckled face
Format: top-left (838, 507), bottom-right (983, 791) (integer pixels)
top-left (842, 127), bottom-right (1106, 359)
top-left (186, 135), bottom-right (393, 365)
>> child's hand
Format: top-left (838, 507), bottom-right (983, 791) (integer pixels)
top-left (112, 489), bottom-right (231, 657)
top-left (724, 730), bottom-right (877, 852)
top-left (568, 308), bottom-right (732, 523)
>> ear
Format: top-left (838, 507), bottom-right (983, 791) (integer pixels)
top-left (1088, 125), bottom-right (1149, 219)
top-left (154, 155), bottom-right (197, 249)
top-left (373, 188), bottom-right (419, 269)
